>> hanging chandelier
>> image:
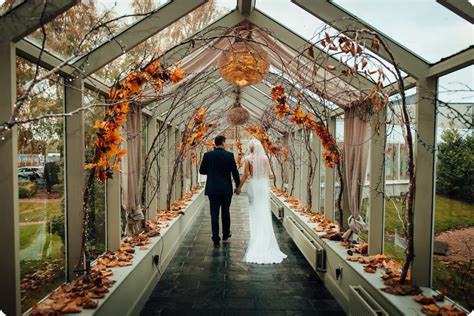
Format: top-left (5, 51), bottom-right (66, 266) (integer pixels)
top-left (218, 41), bottom-right (269, 87)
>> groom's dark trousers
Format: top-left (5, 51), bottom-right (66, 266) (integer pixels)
top-left (199, 147), bottom-right (240, 242)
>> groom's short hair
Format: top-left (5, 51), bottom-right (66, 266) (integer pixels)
top-left (215, 135), bottom-right (226, 146)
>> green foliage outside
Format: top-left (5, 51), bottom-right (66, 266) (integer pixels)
top-left (44, 161), bottom-right (61, 193)
top-left (19, 199), bottom-right (62, 223)
top-left (383, 195), bottom-right (474, 235)
top-left (436, 128), bottom-right (474, 202)
top-left (18, 182), bottom-right (37, 198)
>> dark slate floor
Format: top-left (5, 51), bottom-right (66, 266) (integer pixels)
top-left (140, 194), bottom-right (346, 316)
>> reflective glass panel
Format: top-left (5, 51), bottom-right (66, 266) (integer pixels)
top-left (332, 0), bottom-right (474, 63)
top-left (433, 66), bottom-right (473, 310)
top-left (96, 0), bottom-right (236, 85)
top-left (16, 57), bottom-right (65, 312)
top-left (84, 90), bottom-right (107, 260)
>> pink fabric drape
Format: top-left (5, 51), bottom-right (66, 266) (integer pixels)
top-left (341, 106), bottom-right (371, 242)
top-left (121, 102), bottom-right (144, 236)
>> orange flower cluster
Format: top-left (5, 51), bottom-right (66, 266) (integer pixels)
top-left (246, 125), bottom-right (280, 157)
top-left (271, 85), bottom-right (339, 168)
top-left (180, 107), bottom-right (207, 157)
top-left (85, 60), bottom-right (185, 181)
top-left (281, 147), bottom-right (289, 162)
top-left (236, 138), bottom-right (244, 168)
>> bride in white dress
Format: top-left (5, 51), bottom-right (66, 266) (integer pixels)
top-left (235, 139), bottom-right (287, 264)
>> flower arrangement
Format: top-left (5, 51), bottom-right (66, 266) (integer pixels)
top-left (180, 106), bottom-right (207, 157)
top-left (245, 125), bottom-right (280, 157)
top-left (85, 60), bottom-right (185, 181)
top-left (271, 85), bottom-right (339, 168)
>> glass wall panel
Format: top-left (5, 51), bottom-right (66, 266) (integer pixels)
top-left (16, 57), bottom-right (65, 312)
top-left (84, 90), bottom-right (106, 260)
top-left (142, 115), bottom-right (149, 209)
top-left (383, 90), bottom-right (417, 262)
top-left (334, 116), bottom-right (344, 224)
top-left (319, 147), bottom-right (326, 213)
top-left (432, 66), bottom-right (473, 310)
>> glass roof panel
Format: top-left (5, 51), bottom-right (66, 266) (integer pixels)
top-left (0, 0), bottom-right (25, 16)
top-left (24, 0), bottom-right (173, 60)
top-left (332, 0), bottom-right (474, 63)
top-left (255, 0), bottom-right (407, 85)
top-left (438, 65), bottom-right (474, 104)
top-left (96, 0), bottom-right (236, 85)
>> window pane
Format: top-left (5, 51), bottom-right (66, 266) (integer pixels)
top-left (383, 89), bottom-right (417, 262)
top-left (0, 0), bottom-right (25, 15)
top-left (17, 57), bottom-right (65, 312)
top-left (84, 90), bottom-right (106, 260)
top-left (25, 1), bottom-right (172, 60)
top-left (95, 0), bottom-right (236, 85)
top-left (433, 66), bottom-right (473, 310)
top-left (332, 0), bottom-right (474, 63)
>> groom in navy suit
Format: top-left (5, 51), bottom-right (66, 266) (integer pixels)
top-left (199, 135), bottom-right (241, 247)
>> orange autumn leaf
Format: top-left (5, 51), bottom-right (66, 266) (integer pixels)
top-left (170, 68), bottom-right (185, 83)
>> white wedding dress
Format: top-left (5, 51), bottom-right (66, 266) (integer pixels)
top-left (243, 140), bottom-right (287, 264)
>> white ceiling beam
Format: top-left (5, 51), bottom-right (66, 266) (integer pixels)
top-left (427, 46), bottom-right (474, 78)
top-left (0, 0), bottom-right (77, 43)
top-left (73, 0), bottom-right (206, 76)
top-left (246, 10), bottom-right (375, 93)
top-left (16, 39), bottom-right (110, 95)
top-left (238, 0), bottom-right (255, 16)
top-left (293, 0), bottom-right (430, 79)
top-left (383, 76), bottom-right (417, 96)
top-left (156, 80), bottom-right (233, 120)
top-left (160, 10), bottom-right (246, 66)
top-left (437, 0), bottom-right (474, 23)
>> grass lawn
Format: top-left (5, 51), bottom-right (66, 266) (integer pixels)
top-left (384, 195), bottom-right (474, 235)
top-left (19, 199), bottom-right (63, 223)
top-left (20, 223), bottom-right (63, 264)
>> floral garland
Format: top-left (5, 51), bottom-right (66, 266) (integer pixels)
top-left (271, 85), bottom-right (339, 168)
top-left (236, 138), bottom-right (244, 167)
top-left (179, 106), bottom-right (207, 157)
top-left (246, 125), bottom-right (280, 157)
top-left (85, 60), bottom-right (185, 181)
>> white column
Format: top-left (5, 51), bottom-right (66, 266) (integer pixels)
top-left (159, 123), bottom-right (171, 209)
top-left (0, 42), bottom-right (21, 316)
top-left (301, 133), bottom-right (309, 205)
top-left (368, 110), bottom-right (386, 255)
top-left (147, 119), bottom-right (158, 219)
top-left (64, 78), bottom-right (85, 281)
top-left (294, 130), bottom-right (302, 198)
top-left (311, 136), bottom-right (321, 212)
top-left (324, 117), bottom-right (336, 221)
top-left (167, 126), bottom-right (176, 204)
top-left (175, 129), bottom-right (182, 200)
top-left (412, 77), bottom-right (437, 287)
top-left (106, 174), bottom-right (121, 251)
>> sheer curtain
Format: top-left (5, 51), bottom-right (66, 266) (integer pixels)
top-left (121, 102), bottom-right (144, 236)
top-left (342, 106), bottom-right (371, 242)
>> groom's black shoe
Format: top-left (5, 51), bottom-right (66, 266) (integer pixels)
top-left (223, 232), bottom-right (232, 242)
top-left (213, 240), bottom-right (220, 247)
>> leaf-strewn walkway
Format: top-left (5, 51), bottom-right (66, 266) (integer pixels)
top-left (140, 194), bottom-right (345, 315)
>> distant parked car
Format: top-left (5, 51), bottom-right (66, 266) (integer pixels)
top-left (18, 166), bottom-right (43, 180)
